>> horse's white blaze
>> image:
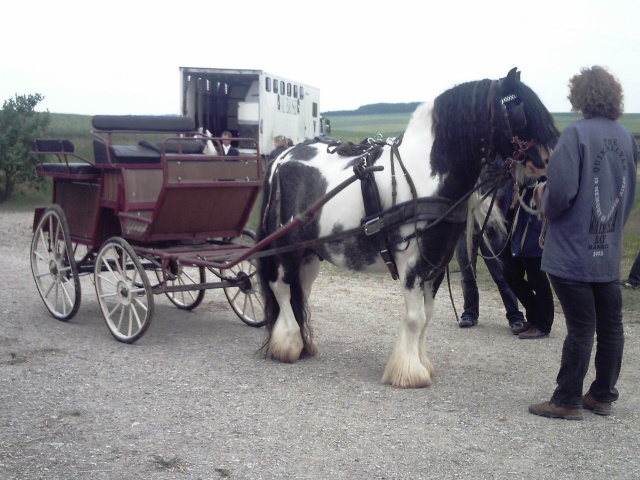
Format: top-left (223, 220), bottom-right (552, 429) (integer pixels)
top-left (268, 267), bottom-right (304, 363)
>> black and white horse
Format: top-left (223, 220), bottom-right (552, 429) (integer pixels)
top-left (256, 68), bottom-right (558, 388)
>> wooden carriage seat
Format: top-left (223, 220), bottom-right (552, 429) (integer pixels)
top-left (91, 115), bottom-right (198, 165)
top-left (31, 140), bottom-right (100, 176)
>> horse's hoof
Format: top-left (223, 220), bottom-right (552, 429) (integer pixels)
top-left (268, 338), bottom-right (303, 363)
top-left (303, 339), bottom-right (318, 357)
top-left (381, 361), bottom-right (432, 388)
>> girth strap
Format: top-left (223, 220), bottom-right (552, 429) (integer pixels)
top-left (358, 155), bottom-right (400, 280)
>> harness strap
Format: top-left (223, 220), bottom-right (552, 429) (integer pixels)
top-left (250, 196), bottom-right (468, 261)
top-left (362, 196), bottom-right (467, 236)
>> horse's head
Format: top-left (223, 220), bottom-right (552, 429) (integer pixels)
top-left (492, 67), bottom-right (559, 171)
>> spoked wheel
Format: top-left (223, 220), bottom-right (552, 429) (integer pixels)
top-left (218, 229), bottom-right (265, 327)
top-left (94, 237), bottom-right (154, 343)
top-left (30, 204), bottom-right (81, 321)
top-left (155, 260), bottom-right (206, 310)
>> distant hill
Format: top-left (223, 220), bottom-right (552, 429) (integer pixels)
top-left (322, 102), bottom-right (421, 116)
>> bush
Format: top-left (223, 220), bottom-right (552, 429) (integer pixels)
top-left (0, 94), bottom-right (50, 202)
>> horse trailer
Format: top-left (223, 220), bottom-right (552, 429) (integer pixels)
top-left (180, 67), bottom-right (330, 159)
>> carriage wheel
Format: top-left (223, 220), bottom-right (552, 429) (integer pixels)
top-left (94, 237), bottom-right (154, 343)
top-left (30, 204), bottom-right (81, 321)
top-left (155, 262), bottom-right (206, 310)
top-left (220, 229), bottom-right (266, 327)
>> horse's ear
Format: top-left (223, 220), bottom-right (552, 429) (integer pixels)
top-left (505, 67), bottom-right (520, 83)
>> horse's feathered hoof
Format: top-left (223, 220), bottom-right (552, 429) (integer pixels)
top-left (381, 360), bottom-right (434, 388)
top-left (302, 338), bottom-right (318, 357)
top-left (268, 335), bottom-right (303, 363)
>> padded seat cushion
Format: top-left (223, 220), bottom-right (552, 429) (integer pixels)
top-left (92, 115), bottom-right (196, 132)
top-left (93, 140), bottom-right (161, 164)
top-left (31, 139), bottom-right (75, 152)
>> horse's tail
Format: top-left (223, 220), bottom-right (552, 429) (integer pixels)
top-left (256, 163), bottom-right (280, 347)
top-left (465, 191), bottom-right (507, 259)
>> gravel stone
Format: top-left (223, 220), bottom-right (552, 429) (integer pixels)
top-left (1, 210), bottom-right (639, 479)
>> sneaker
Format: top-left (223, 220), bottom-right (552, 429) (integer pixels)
top-left (458, 316), bottom-right (478, 328)
top-left (509, 320), bottom-right (524, 332)
top-left (511, 321), bottom-right (531, 335)
top-left (582, 392), bottom-right (612, 416)
top-left (622, 281), bottom-right (640, 290)
top-left (519, 326), bottom-right (549, 339)
top-left (528, 401), bottom-right (583, 420)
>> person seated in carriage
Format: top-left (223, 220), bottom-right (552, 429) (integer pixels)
top-left (219, 131), bottom-right (240, 156)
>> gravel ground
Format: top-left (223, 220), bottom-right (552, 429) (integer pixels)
top-left (1, 210), bottom-right (640, 480)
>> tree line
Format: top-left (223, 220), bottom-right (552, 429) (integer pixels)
top-left (322, 102), bottom-right (422, 116)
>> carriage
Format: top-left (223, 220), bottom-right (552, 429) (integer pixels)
top-left (30, 114), bottom-right (378, 344)
top-left (29, 114), bottom-right (272, 343)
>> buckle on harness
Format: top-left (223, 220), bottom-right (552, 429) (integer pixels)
top-left (364, 217), bottom-right (383, 235)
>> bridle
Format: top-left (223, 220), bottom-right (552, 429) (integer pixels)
top-left (487, 80), bottom-right (539, 167)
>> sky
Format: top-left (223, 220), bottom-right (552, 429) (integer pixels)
top-left (2, 0), bottom-right (639, 116)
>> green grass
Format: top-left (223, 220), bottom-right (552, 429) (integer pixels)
top-left (326, 112), bottom-right (412, 142)
top-left (326, 111), bottom-right (640, 143)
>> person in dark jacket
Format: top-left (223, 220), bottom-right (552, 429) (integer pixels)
top-left (529, 66), bottom-right (638, 420)
top-left (269, 135), bottom-right (289, 160)
top-left (621, 250), bottom-right (640, 288)
top-left (219, 131), bottom-right (239, 156)
top-left (501, 173), bottom-right (555, 339)
top-left (456, 156), bottom-right (525, 331)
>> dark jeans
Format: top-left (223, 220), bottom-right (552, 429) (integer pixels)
top-left (455, 234), bottom-right (524, 324)
top-left (549, 275), bottom-right (624, 408)
top-left (500, 254), bottom-right (554, 333)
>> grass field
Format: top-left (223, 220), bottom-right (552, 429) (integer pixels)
top-left (327, 111), bottom-right (640, 143)
top-left (4, 110), bottom-right (640, 311)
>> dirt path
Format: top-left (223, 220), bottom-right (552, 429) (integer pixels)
top-left (1, 210), bottom-right (640, 479)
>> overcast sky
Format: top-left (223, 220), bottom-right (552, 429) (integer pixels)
top-left (2, 0), bottom-right (639, 116)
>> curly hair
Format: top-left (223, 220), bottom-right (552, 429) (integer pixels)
top-left (567, 66), bottom-right (624, 120)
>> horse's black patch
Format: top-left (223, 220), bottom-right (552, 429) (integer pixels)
top-left (288, 144), bottom-right (320, 162)
top-left (404, 221), bottom-right (465, 290)
top-left (323, 223), bottom-right (379, 271)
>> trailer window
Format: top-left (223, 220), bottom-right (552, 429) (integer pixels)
top-left (266, 77), bottom-right (271, 92)
top-left (280, 81), bottom-right (285, 95)
top-left (312, 103), bottom-right (318, 118)
top-left (300, 87), bottom-right (304, 100)
top-left (294, 85), bottom-right (298, 98)
top-left (287, 83), bottom-right (292, 97)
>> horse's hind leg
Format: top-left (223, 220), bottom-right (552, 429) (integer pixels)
top-left (268, 265), bottom-right (305, 363)
top-left (381, 281), bottom-right (434, 388)
top-left (299, 256), bottom-right (321, 357)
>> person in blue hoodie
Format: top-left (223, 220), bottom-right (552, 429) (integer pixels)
top-left (529, 66), bottom-right (638, 420)
top-left (501, 173), bottom-right (555, 339)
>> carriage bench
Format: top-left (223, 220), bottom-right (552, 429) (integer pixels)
top-left (31, 139), bottom-right (100, 178)
top-left (91, 115), bottom-right (201, 165)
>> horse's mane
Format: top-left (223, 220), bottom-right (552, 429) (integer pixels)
top-left (429, 79), bottom-right (493, 187)
top-left (428, 75), bottom-right (559, 188)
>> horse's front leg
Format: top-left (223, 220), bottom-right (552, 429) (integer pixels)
top-left (381, 280), bottom-right (434, 388)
